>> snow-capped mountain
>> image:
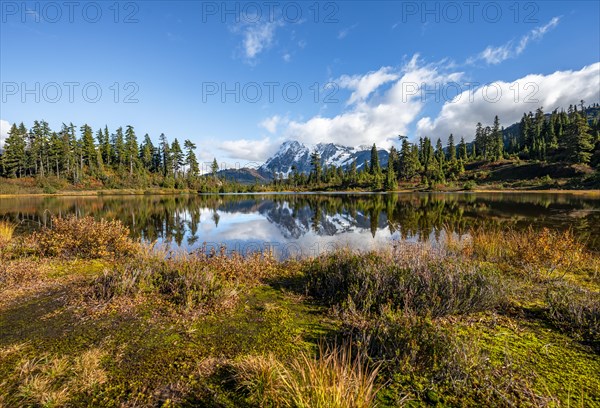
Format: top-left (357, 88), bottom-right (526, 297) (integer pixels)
top-left (258, 141), bottom-right (389, 178)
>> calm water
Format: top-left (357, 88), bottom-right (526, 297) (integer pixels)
top-left (1, 192), bottom-right (599, 258)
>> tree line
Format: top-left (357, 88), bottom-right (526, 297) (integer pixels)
top-left (276, 103), bottom-right (600, 190)
top-left (1, 103), bottom-right (599, 191)
top-left (0, 121), bottom-right (225, 189)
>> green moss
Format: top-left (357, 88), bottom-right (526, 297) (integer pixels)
top-left (2, 235), bottom-right (600, 406)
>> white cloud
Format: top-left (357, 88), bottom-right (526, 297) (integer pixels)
top-left (468, 17), bottom-right (561, 65)
top-left (219, 137), bottom-right (279, 162)
top-left (0, 119), bottom-right (10, 148)
top-left (282, 53), bottom-right (291, 62)
top-left (417, 62), bottom-right (600, 143)
top-left (260, 115), bottom-right (288, 134)
top-left (337, 24), bottom-right (358, 40)
top-left (273, 55), bottom-right (464, 148)
top-left (516, 16), bottom-right (561, 54)
top-left (338, 67), bottom-right (400, 105)
top-left (240, 20), bottom-right (282, 62)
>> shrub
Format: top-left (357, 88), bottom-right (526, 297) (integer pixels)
top-left (92, 256), bottom-right (237, 314)
top-left (463, 180), bottom-right (476, 191)
top-left (546, 282), bottom-right (600, 343)
top-left (33, 216), bottom-right (137, 259)
top-left (90, 247), bottom-right (279, 314)
top-left (304, 249), bottom-right (502, 318)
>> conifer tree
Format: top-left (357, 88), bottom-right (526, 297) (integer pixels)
top-left (370, 144), bottom-right (380, 175)
top-left (125, 125), bottom-right (139, 175)
top-left (184, 139), bottom-right (199, 178)
top-left (171, 138), bottom-right (184, 177)
top-left (447, 134), bottom-right (456, 162)
top-left (2, 123), bottom-right (26, 178)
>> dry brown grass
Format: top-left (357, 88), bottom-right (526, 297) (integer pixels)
top-left (234, 344), bottom-right (381, 408)
top-left (0, 220), bottom-right (16, 252)
top-left (449, 226), bottom-right (589, 280)
top-left (6, 348), bottom-right (107, 407)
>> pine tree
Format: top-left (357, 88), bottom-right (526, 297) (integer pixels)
top-left (2, 123), bottom-right (26, 177)
top-left (398, 137), bottom-right (420, 181)
top-left (184, 139), bottom-right (199, 178)
top-left (349, 159), bottom-right (357, 183)
top-left (491, 115), bottom-right (502, 160)
top-left (48, 132), bottom-right (63, 177)
top-left (140, 134), bottom-right (155, 171)
top-left (435, 138), bottom-right (445, 166)
top-left (447, 134), bottom-right (456, 162)
top-left (565, 111), bottom-right (594, 164)
top-left (385, 156), bottom-right (397, 191)
top-left (98, 126), bottom-right (112, 166)
top-left (370, 144), bottom-right (380, 175)
top-left (113, 127), bottom-right (126, 167)
top-left (474, 122), bottom-right (484, 159)
top-left (211, 158), bottom-right (219, 177)
top-left (125, 125), bottom-right (138, 175)
top-left (458, 137), bottom-right (468, 161)
top-left (171, 138), bottom-right (184, 177)
top-left (310, 151), bottom-right (322, 183)
top-left (80, 124), bottom-right (98, 170)
top-left (159, 133), bottom-right (172, 177)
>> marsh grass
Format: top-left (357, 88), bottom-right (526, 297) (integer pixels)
top-left (234, 343), bottom-right (381, 408)
top-left (1, 217), bottom-right (599, 407)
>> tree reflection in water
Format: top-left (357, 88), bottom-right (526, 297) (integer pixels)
top-left (1, 192), bottom-right (598, 257)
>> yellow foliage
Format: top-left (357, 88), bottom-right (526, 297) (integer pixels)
top-left (33, 216), bottom-right (138, 259)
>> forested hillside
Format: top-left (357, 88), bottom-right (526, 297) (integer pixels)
top-left (1, 103), bottom-right (599, 192)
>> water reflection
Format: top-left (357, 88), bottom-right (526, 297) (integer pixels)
top-left (1, 192), bottom-right (599, 257)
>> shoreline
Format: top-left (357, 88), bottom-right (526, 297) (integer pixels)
top-left (1, 187), bottom-right (599, 198)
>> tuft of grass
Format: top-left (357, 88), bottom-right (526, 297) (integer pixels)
top-left (7, 349), bottom-right (107, 407)
top-left (234, 343), bottom-right (381, 408)
top-left (0, 220), bottom-right (16, 250)
top-left (233, 354), bottom-right (286, 406)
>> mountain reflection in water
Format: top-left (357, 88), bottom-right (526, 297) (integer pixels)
top-left (1, 192), bottom-right (598, 259)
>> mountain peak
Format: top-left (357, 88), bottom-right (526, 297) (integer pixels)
top-left (259, 140), bottom-right (388, 178)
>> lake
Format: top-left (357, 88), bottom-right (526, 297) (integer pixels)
top-left (1, 192), bottom-right (599, 258)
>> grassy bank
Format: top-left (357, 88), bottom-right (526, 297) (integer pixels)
top-left (0, 218), bottom-right (599, 407)
top-left (0, 176), bottom-right (199, 197)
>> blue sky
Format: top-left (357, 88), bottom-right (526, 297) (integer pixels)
top-left (1, 1), bottom-right (599, 166)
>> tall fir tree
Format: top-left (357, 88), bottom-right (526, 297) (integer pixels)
top-left (447, 134), bottom-right (456, 162)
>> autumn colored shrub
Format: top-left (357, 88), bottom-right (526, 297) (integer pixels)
top-left (467, 227), bottom-right (587, 279)
top-left (33, 216), bottom-right (137, 259)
